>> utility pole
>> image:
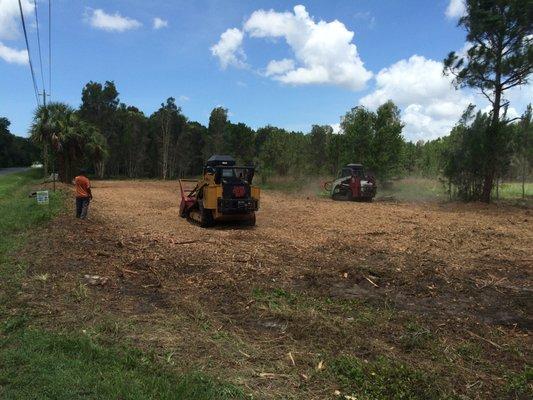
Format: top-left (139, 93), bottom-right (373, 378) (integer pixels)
top-left (41, 89), bottom-right (55, 192)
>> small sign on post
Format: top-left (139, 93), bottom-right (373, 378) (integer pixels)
top-left (36, 190), bottom-right (49, 205)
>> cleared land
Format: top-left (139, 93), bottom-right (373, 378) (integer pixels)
top-left (8, 179), bottom-right (533, 399)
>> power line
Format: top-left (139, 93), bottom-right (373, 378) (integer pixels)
top-left (33, 0), bottom-right (45, 91)
top-left (48, 0), bottom-right (52, 98)
top-left (18, 0), bottom-right (40, 106)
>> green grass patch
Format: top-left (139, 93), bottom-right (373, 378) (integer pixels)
top-left (0, 169), bottom-right (64, 236)
top-left (497, 182), bottom-right (533, 199)
top-left (398, 322), bottom-right (433, 351)
top-left (0, 327), bottom-right (245, 400)
top-left (251, 287), bottom-right (395, 321)
top-left (501, 365), bottom-right (533, 400)
top-left (0, 170), bottom-right (64, 304)
top-left (330, 355), bottom-right (448, 400)
top-left (376, 177), bottom-right (533, 203)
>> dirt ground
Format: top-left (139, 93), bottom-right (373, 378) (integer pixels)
top-left (20, 180), bottom-right (532, 399)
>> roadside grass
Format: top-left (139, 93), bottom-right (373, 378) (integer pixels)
top-left (0, 170), bottom-right (246, 400)
top-left (0, 169), bottom-right (64, 302)
top-left (0, 327), bottom-right (245, 400)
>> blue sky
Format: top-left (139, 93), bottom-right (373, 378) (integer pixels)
top-left (0, 0), bottom-right (531, 140)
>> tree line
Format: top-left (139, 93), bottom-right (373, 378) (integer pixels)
top-left (25, 76), bottom-right (531, 201)
top-left (28, 79), bottom-right (408, 183)
top-left (5, 0), bottom-right (532, 203)
top-left (0, 117), bottom-right (38, 168)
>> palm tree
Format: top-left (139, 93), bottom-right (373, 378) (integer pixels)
top-left (31, 103), bottom-right (108, 182)
top-left (30, 102), bottom-right (74, 177)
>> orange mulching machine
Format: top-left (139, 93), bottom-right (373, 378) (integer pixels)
top-left (178, 155), bottom-right (260, 227)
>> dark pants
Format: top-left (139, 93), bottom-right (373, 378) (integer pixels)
top-left (76, 197), bottom-right (90, 219)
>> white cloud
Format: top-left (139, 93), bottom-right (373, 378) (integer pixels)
top-left (353, 11), bottom-right (376, 29)
top-left (210, 28), bottom-right (246, 69)
top-left (0, 41), bottom-right (27, 64)
top-left (445, 0), bottom-right (466, 19)
top-left (178, 95), bottom-right (189, 102)
top-left (265, 58), bottom-right (295, 77)
top-left (360, 55), bottom-right (475, 141)
top-left (0, 0), bottom-right (33, 40)
top-left (86, 9), bottom-right (142, 32)
top-left (212, 5), bottom-right (372, 90)
top-left (152, 17), bottom-right (168, 30)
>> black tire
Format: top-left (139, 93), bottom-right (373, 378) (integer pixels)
top-left (332, 184), bottom-right (351, 201)
top-left (243, 213), bottom-right (256, 226)
top-left (199, 203), bottom-right (215, 227)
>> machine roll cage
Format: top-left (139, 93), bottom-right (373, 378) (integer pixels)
top-left (204, 165), bottom-right (256, 185)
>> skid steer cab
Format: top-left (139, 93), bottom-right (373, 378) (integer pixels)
top-left (324, 164), bottom-right (377, 202)
top-left (179, 155), bottom-right (260, 227)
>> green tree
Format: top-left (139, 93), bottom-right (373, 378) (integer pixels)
top-left (325, 129), bottom-right (345, 175)
top-left (515, 105), bottom-right (533, 197)
top-left (150, 98), bottom-right (186, 179)
top-left (0, 118), bottom-right (38, 168)
top-left (176, 121), bottom-right (207, 177)
top-left (79, 81), bottom-right (120, 176)
top-left (207, 107), bottom-right (228, 156)
top-left (31, 103), bottom-right (107, 182)
top-left (443, 106), bottom-right (491, 200)
top-left (444, 0), bottom-right (533, 202)
top-left (224, 122), bottom-right (256, 165)
top-left (115, 105), bottom-right (148, 178)
top-left (341, 107), bottom-right (375, 166)
top-left (371, 101), bottom-right (405, 180)
top-left (308, 125), bottom-right (331, 174)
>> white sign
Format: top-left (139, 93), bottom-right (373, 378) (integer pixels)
top-left (36, 190), bottom-right (49, 205)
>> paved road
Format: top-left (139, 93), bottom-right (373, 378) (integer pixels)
top-left (0, 167), bottom-right (30, 176)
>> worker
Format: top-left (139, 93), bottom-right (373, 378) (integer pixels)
top-left (73, 169), bottom-right (92, 219)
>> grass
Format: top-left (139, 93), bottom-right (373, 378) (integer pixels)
top-left (497, 181), bottom-right (533, 199)
top-left (258, 175), bottom-right (327, 195)
top-left (330, 355), bottom-right (448, 400)
top-left (377, 177), bottom-right (447, 202)
top-left (259, 174), bottom-right (533, 204)
top-left (0, 170), bottom-right (246, 400)
top-left (0, 326), bottom-right (245, 400)
top-left (501, 365), bottom-right (533, 400)
top-left (377, 177), bottom-right (533, 203)
top-left (0, 169), bottom-right (64, 303)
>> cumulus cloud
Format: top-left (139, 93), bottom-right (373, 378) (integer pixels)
top-left (86, 8), bottom-right (142, 32)
top-left (265, 58), bottom-right (295, 77)
top-left (0, 0), bottom-right (33, 40)
top-left (360, 55), bottom-right (475, 141)
top-left (152, 17), bottom-right (168, 30)
top-left (212, 5), bottom-right (372, 90)
top-left (0, 41), bottom-right (27, 64)
top-left (210, 28), bottom-right (246, 69)
top-left (445, 0), bottom-right (466, 19)
top-left (0, 0), bottom-right (32, 66)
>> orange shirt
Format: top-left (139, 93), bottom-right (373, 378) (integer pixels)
top-left (74, 175), bottom-right (91, 198)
